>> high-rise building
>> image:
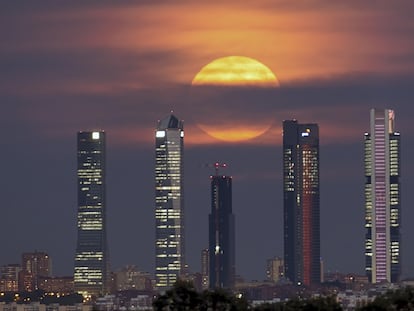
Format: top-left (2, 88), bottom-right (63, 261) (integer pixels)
top-left (19, 251), bottom-right (51, 291)
top-left (364, 108), bottom-right (401, 283)
top-left (283, 120), bottom-right (320, 286)
top-left (209, 171), bottom-right (235, 289)
top-left (74, 131), bottom-right (109, 297)
top-left (155, 114), bottom-right (185, 291)
top-left (22, 252), bottom-right (51, 277)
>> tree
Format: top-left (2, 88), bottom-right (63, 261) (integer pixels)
top-left (358, 286), bottom-right (414, 311)
top-left (253, 296), bottom-right (342, 311)
top-left (152, 281), bottom-right (249, 310)
top-left (153, 280), bottom-right (202, 311)
top-left (201, 288), bottom-right (249, 311)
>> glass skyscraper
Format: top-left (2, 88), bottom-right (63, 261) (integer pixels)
top-left (155, 114), bottom-right (185, 291)
top-left (283, 120), bottom-right (320, 286)
top-left (74, 131), bottom-right (109, 297)
top-left (209, 174), bottom-right (235, 289)
top-left (364, 108), bottom-right (401, 283)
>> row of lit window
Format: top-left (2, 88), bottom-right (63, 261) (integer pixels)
top-left (156, 266), bottom-right (181, 272)
top-left (78, 180), bottom-right (103, 185)
top-left (155, 210), bottom-right (182, 215)
top-left (79, 204), bottom-right (103, 209)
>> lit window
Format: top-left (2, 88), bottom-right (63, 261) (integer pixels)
top-left (156, 131), bottom-right (166, 138)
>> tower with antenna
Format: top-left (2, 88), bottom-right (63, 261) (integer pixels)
top-left (205, 161), bottom-right (227, 176)
top-left (208, 162), bottom-right (235, 289)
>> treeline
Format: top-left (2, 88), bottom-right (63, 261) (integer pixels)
top-left (152, 280), bottom-right (340, 310)
top-left (153, 281), bottom-right (414, 310)
top-left (358, 286), bottom-right (414, 311)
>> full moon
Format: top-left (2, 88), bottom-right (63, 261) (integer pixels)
top-left (191, 56), bottom-right (279, 142)
top-left (192, 56), bottom-right (279, 88)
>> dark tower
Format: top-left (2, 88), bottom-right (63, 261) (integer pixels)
top-left (209, 163), bottom-right (235, 289)
top-left (283, 120), bottom-right (320, 286)
top-left (74, 131), bottom-right (109, 297)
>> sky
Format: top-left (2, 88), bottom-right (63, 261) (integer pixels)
top-left (1, 0), bottom-right (414, 281)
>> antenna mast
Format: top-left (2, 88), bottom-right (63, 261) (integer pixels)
top-left (213, 161), bottom-right (227, 176)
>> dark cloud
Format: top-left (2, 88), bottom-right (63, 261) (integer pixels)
top-left (0, 48), bottom-right (190, 96)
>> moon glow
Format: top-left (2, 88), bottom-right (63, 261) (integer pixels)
top-left (192, 56), bottom-right (279, 87)
top-left (191, 56), bottom-right (279, 142)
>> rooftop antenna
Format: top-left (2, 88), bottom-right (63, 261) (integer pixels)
top-left (204, 161), bottom-right (227, 176)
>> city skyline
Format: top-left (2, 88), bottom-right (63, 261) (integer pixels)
top-left (2, 1), bottom-right (414, 282)
top-left (0, 108), bottom-right (411, 282)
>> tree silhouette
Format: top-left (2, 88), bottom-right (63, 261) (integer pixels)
top-left (201, 288), bottom-right (249, 311)
top-left (253, 295), bottom-right (341, 311)
top-left (153, 281), bottom-right (345, 311)
top-left (153, 280), bottom-right (202, 310)
top-left (152, 281), bottom-right (248, 310)
top-left (358, 286), bottom-right (414, 311)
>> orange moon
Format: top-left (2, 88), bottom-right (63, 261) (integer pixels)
top-left (191, 56), bottom-right (279, 142)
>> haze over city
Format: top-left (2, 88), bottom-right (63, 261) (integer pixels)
top-left (1, 0), bottom-right (414, 284)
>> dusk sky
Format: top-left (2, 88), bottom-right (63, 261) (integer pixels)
top-left (2, 1), bottom-right (414, 281)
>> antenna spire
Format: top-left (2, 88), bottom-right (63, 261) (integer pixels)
top-left (213, 162), bottom-right (227, 176)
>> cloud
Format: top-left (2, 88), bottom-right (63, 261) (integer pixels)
top-left (1, 1), bottom-right (414, 148)
top-left (4, 71), bottom-right (411, 151)
top-left (0, 48), bottom-right (191, 96)
top-left (3, 0), bottom-right (414, 86)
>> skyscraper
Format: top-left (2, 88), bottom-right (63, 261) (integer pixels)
top-left (364, 108), bottom-right (401, 283)
top-left (155, 114), bottom-right (185, 291)
top-left (74, 131), bottom-right (109, 297)
top-left (283, 120), bottom-right (320, 286)
top-left (209, 170), bottom-right (235, 289)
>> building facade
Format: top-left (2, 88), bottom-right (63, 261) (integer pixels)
top-left (364, 108), bottom-right (401, 283)
top-left (0, 264), bottom-right (21, 292)
top-left (266, 256), bottom-right (284, 283)
top-left (209, 174), bottom-right (235, 289)
top-left (283, 120), bottom-right (320, 286)
top-left (38, 276), bottom-right (74, 294)
top-left (74, 131), bottom-right (109, 297)
top-left (19, 251), bottom-right (51, 291)
top-left (114, 265), bottom-right (152, 291)
top-left (155, 114), bottom-right (185, 291)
